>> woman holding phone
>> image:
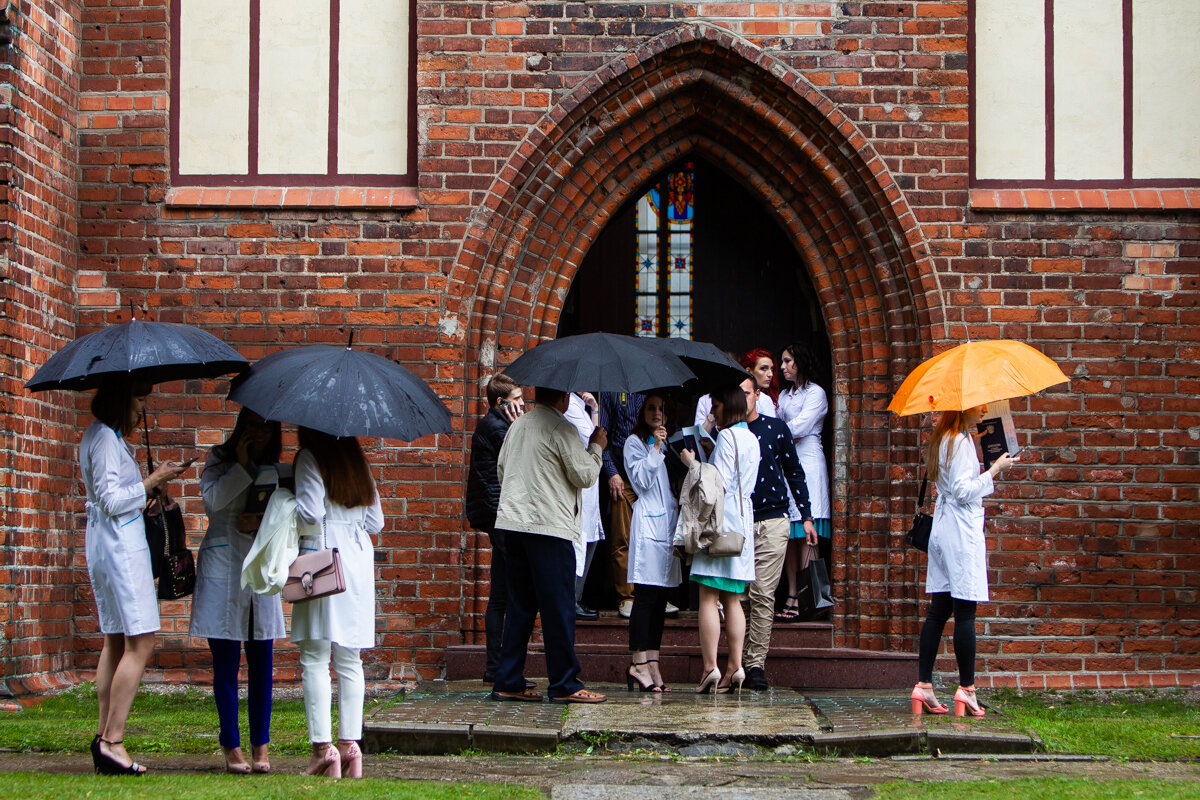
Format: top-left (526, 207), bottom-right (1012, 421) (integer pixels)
top-left (81, 377), bottom-right (189, 775)
top-left (190, 408), bottom-right (286, 773)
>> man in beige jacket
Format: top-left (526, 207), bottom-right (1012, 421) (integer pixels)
top-left (491, 387), bottom-right (609, 704)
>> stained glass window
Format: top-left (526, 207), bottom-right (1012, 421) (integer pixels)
top-left (634, 164), bottom-right (693, 339)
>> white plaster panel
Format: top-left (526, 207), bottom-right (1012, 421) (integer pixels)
top-left (1133, 0), bottom-right (1200, 178)
top-left (338, 0), bottom-right (410, 174)
top-left (974, 0), bottom-right (1046, 180)
top-left (178, 0), bottom-right (249, 175)
top-left (1054, 0), bottom-right (1124, 179)
top-left (258, 0), bottom-right (329, 174)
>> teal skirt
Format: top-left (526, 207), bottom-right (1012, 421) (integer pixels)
top-left (790, 518), bottom-right (831, 540)
top-left (690, 574), bottom-right (747, 594)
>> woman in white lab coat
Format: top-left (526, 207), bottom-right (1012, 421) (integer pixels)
top-left (292, 427), bottom-right (384, 779)
top-left (913, 406), bottom-right (1016, 718)
top-left (623, 392), bottom-right (680, 693)
top-left (189, 408), bottom-right (285, 773)
top-left (775, 344), bottom-right (830, 620)
top-left (681, 383), bottom-right (759, 694)
top-left (81, 378), bottom-right (189, 775)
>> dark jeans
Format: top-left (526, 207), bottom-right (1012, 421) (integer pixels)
top-left (628, 583), bottom-right (668, 652)
top-left (917, 591), bottom-right (977, 686)
top-left (493, 530), bottom-right (584, 699)
top-left (484, 529), bottom-right (510, 679)
top-left (209, 633), bottom-right (274, 749)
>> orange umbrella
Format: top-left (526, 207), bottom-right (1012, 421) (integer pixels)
top-left (888, 340), bottom-right (1069, 416)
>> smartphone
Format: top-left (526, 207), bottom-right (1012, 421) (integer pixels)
top-left (179, 454), bottom-right (200, 469)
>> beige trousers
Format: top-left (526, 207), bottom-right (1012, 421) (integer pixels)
top-left (743, 517), bottom-right (790, 670)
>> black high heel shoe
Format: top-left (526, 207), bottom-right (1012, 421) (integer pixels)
top-left (90, 734), bottom-right (102, 773)
top-left (96, 738), bottom-right (147, 776)
top-left (646, 658), bottom-right (671, 692)
top-left (627, 661), bottom-right (659, 692)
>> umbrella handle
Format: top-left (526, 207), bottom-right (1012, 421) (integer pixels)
top-left (142, 412), bottom-right (155, 474)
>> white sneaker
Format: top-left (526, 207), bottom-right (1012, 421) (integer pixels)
top-left (664, 602), bottom-right (680, 616)
top-left (717, 601), bottom-right (725, 622)
top-left (618, 600), bottom-right (633, 618)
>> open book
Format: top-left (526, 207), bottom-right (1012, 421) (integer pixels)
top-left (976, 400), bottom-right (1019, 469)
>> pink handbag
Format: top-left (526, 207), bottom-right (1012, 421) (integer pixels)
top-left (283, 517), bottom-right (346, 603)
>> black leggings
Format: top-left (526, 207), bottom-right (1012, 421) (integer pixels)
top-left (628, 584), bottom-right (668, 652)
top-left (917, 592), bottom-right (977, 686)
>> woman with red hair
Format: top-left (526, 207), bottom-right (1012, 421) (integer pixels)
top-left (693, 349), bottom-right (778, 428)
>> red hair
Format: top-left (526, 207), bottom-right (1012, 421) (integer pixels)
top-left (740, 348), bottom-right (779, 403)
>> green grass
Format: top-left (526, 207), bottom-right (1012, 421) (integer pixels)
top-left (0, 684), bottom-right (314, 755)
top-left (990, 689), bottom-right (1200, 760)
top-left (875, 777), bottom-right (1200, 800)
top-left (0, 773), bottom-right (540, 800)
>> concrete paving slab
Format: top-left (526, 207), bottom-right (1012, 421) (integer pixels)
top-left (562, 686), bottom-right (820, 743)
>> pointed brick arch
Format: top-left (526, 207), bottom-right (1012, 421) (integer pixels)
top-left (449, 23), bottom-right (943, 651)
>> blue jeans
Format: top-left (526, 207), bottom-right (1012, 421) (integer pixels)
top-left (493, 530), bottom-right (584, 699)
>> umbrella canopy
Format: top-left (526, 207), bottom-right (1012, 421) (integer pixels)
top-left (649, 337), bottom-right (749, 390)
top-left (501, 332), bottom-right (696, 393)
top-left (887, 340), bottom-right (1069, 416)
top-left (25, 318), bottom-right (249, 392)
top-left (227, 345), bottom-right (452, 441)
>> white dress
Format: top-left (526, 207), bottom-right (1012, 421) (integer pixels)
top-left (564, 394), bottom-right (603, 577)
top-left (926, 432), bottom-right (994, 603)
top-left (288, 449), bottom-right (384, 649)
top-left (189, 452), bottom-right (286, 641)
top-left (777, 383), bottom-right (830, 520)
top-left (693, 392), bottom-right (775, 427)
top-left (80, 422), bottom-right (158, 636)
top-left (623, 435), bottom-right (681, 587)
top-left (689, 424), bottom-right (759, 584)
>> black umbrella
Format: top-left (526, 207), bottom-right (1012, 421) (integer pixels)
top-left (25, 318), bottom-right (249, 392)
top-left (501, 332), bottom-right (696, 393)
top-left (227, 344), bottom-right (452, 442)
top-left (649, 338), bottom-right (749, 391)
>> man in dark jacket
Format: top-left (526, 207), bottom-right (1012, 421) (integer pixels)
top-left (465, 373), bottom-right (524, 683)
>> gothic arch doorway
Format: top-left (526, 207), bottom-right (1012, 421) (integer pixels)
top-left (449, 23), bottom-right (944, 658)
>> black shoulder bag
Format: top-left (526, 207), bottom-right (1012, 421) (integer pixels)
top-left (905, 474), bottom-right (933, 552)
top-left (142, 416), bottom-right (196, 599)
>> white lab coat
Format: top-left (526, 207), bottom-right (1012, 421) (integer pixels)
top-left (189, 452), bottom-right (286, 641)
top-left (565, 393), bottom-right (603, 578)
top-left (693, 392), bottom-right (775, 427)
top-left (689, 424), bottom-right (759, 583)
top-left (288, 449), bottom-right (384, 649)
top-left (777, 383), bottom-right (830, 520)
top-left (926, 432), bottom-right (994, 603)
top-left (80, 421), bottom-right (158, 636)
top-left (623, 435), bottom-right (681, 587)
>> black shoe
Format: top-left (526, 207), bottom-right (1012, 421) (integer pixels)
top-left (744, 666), bottom-right (770, 691)
top-left (575, 603), bottom-right (599, 621)
top-left (482, 673), bottom-right (495, 684)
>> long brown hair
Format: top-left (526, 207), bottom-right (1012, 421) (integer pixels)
top-left (926, 410), bottom-right (969, 482)
top-left (297, 427), bottom-right (375, 509)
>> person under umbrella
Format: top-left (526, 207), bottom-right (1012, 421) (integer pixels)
top-left (227, 341), bottom-right (451, 776)
top-left (80, 377), bottom-right (192, 775)
top-left (890, 339), bottom-right (1066, 716)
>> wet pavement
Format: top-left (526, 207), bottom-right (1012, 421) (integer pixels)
top-left (364, 681), bottom-right (1041, 757)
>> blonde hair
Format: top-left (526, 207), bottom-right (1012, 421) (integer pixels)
top-left (925, 410), bottom-right (968, 482)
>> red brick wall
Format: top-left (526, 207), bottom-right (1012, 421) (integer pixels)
top-left (3, 1), bottom-right (1195, 693)
top-left (0, 0), bottom-right (83, 695)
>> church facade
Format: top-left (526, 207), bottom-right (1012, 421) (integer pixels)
top-left (2, 1), bottom-right (1197, 697)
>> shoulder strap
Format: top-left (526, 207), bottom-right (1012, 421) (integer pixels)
top-left (917, 474), bottom-right (928, 508)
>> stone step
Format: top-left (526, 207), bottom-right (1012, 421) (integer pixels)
top-left (573, 612), bottom-right (834, 650)
top-left (445, 643), bottom-right (915, 689)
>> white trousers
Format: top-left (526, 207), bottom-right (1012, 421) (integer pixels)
top-left (298, 639), bottom-right (364, 743)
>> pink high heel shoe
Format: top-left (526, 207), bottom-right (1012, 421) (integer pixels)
top-left (303, 744), bottom-right (342, 778)
top-left (338, 740), bottom-right (363, 779)
top-left (953, 687), bottom-right (986, 717)
top-left (911, 684), bottom-right (948, 714)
